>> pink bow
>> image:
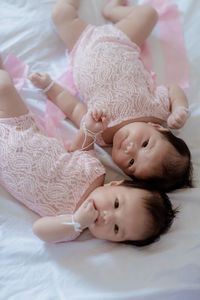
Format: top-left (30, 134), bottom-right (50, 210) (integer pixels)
top-left (141, 0), bottom-right (189, 90)
top-left (4, 52), bottom-right (29, 91)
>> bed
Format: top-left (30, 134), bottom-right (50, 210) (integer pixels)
top-left (1, 0), bottom-right (200, 299)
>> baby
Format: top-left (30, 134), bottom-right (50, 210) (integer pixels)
top-left (0, 58), bottom-right (176, 246)
top-left (33, 0), bottom-right (192, 192)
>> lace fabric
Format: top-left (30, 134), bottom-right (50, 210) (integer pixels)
top-left (0, 113), bottom-right (105, 221)
top-left (70, 24), bottom-right (170, 146)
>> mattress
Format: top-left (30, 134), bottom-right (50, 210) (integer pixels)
top-left (0, 0), bottom-right (200, 299)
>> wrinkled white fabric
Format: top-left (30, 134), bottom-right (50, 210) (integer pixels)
top-left (1, 0), bottom-right (200, 300)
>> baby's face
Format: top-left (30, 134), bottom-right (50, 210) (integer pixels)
top-left (112, 122), bottom-right (171, 179)
top-left (88, 184), bottom-right (150, 242)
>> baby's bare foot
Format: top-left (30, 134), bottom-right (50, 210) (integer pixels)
top-left (102, 0), bottom-right (128, 20)
top-left (29, 72), bottom-right (52, 90)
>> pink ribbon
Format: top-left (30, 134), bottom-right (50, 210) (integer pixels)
top-left (32, 99), bottom-right (72, 151)
top-left (4, 52), bottom-right (29, 91)
top-left (141, 0), bottom-right (189, 90)
top-left (57, 69), bottom-right (78, 96)
top-left (4, 53), bottom-right (71, 151)
top-left (45, 99), bottom-right (65, 137)
top-left (43, 99), bottom-right (72, 151)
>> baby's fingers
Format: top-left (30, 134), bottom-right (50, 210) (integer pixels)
top-left (93, 108), bottom-right (109, 124)
top-left (85, 199), bottom-right (98, 221)
top-left (167, 106), bottom-right (189, 129)
top-left (101, 109), bottom-right (109, 127)
top-left (83, 198), bottom-right (96, 210)
top-left (167, 115), bottom-right (181, 129)
top-left (92, 108), bottom-right (100, 122)
top-left (29, 72), bottom-right (43, 81)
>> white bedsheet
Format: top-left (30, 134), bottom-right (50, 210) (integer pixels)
top-left (0, 1), bottom-right (200, 299)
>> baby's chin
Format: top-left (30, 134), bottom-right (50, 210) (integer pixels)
top-left (87, 224), bottom-right (101, 240)
top-left (88, 224), bottom-right (99, 239)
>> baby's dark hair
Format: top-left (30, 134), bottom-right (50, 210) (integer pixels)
top-left (120, 180), bottom-right (178, 247)
top-left (130, 130), bottom-right (193, 192)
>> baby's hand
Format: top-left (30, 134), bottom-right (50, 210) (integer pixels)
top-left (85, 108), bottom-right (109, 133)
top-left (167, 106), bottom-right (190, 129)
top-left (29, 72), bottom-right (52, 90)
top-left (74, 199), bottom-right (98, 230)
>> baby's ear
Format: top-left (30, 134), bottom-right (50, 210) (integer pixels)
top-left (105, 180), bottom-right (124, 187)
top-left (148, 122), bottom-right (169, 132)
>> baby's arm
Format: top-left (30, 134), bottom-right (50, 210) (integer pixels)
top-left (33, 199), bottom-right (98, 243)
top-left (29, 72), bottom-right (87, 128)
top-left (69, 108), bottom-right (108, 152)
top-left (167, 84), bottom-right (189, 129)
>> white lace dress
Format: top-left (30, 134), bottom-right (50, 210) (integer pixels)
top-left (70, 24), bottom-right (171, 146)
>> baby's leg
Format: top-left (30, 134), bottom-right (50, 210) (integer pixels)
top-left (52, 0), bottom-right (87, 52)
top-left (30, 72), bottom-right (87, 128)
top-left (0, 58), bottom-right (28, 118)
top-left (103, 0), bottom-right (158, 47)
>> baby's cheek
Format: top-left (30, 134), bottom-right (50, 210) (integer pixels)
top-left (112, 149), bottom-right (121, 165)
top-left (88, 224), bottom-right (104, 239)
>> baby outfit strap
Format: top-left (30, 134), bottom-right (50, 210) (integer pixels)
top-left (43, 80), bottom-right (55, 93)
top-left (59, 214), bottom-right (82, 233)
top-left (81, 121), bottom-right (103, 151)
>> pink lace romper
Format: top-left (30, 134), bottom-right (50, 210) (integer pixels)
top-left (70, 24), bottom-right (171, 146)
top-left (0, 113), bottom-right (105, 240)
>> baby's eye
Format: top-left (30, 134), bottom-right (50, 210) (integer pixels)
top-left (142, 140), bottom-right (149, 147)
top-left (114, 199), bottom-right (119, 209)
top-left (114, 224), bottom-right (119, 234)
top-left (129, 158), bottom-right (134, 166)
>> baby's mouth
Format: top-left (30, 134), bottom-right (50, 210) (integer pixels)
top-left (120, 135), bottom-right (128, 150)
top-left (95, 211), bottom-right (105, 225)
top-left (92, 200), bottom-right (99, 223)
top-left (93, 199), bottom-right (97, 210)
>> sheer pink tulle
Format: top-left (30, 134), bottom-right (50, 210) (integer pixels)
top-left (4, 52), bottom-right (29, 91)
top-left (142, 0), bottom-right (189, 90)
top-left (3, 53), bottom-right (71, 150)
top-left (57, 69), bottom-right (78, 96)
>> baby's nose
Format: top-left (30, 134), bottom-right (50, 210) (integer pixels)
top-left (97, 210), bottom-right (105, 224)
top-left (103, 210), bottom-right (113, 225)
top-left (124, 142), bottom-right (134, 154)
